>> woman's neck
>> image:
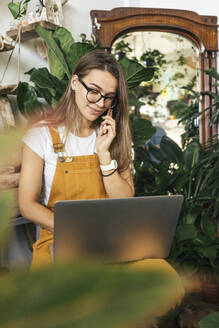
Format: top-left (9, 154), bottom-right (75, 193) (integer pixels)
top-left (77, 121), bottom-right (95, 137)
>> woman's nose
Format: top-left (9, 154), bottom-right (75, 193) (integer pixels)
top-left (97, 96), bottom-right (105, 108)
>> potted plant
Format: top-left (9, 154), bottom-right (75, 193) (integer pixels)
top-left (8, 0), bottom-right (31, 28)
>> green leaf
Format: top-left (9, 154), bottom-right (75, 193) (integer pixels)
top-left (16, 82), bottom-right (43, 118)
top-left (48, 49), bottom-right (67, 80)
top-left (160, 136), bottom-right (183, 164)
top-left (128, 93), bottom-right (145, 107)
top-left (8, 2), bottom-right (20, 19)
top-left (198, 312), bottom-right (219, 328)
top-left (183, 141), bottom-right (201, 173)
top-left (8, 0), bottom-right (30, 19)
top-left (200, 215), bottom-right (217, 241)
top-left (183, 211), bottom-right (198, 225)
top-left (26, 68), bottom-right (67, 97)
top-left (20, 0), bottom-right (30, 16)
top-left (130, 114), bottom-right (156, 148)
top-left (176, 223), bottom-right (197, 241)
top-left (48, 27), bottom-right (75, 79)
top-left (0, 262), bottom-right (181, 328)
top-left (174, 173), bottom-right (188, 192)
top-left (67, 42), bottom-right (96, 73)
top-left (148, 143), bottom-right (165, 162)
top-left (204, 67), bottom-right (219, 81)
top-left (35, 25), bottom-right (71, 79)
top-left (53, 28), bottom-right (75, 68)
top-left (54, 27), bottom-right (75, 52)
top-left (119, 57), bottom-right (155, 89)
top-left (196, 246), bottom-right (218, 265)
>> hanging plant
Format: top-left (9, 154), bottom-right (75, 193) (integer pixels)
top-left (8, 0), bottom-right (31, 20)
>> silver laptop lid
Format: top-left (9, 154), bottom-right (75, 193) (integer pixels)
top-left (54, 195), bottom-right (183, 263)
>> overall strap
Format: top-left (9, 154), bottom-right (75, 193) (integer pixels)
top-left (49, 127), bottom-right (65, 153)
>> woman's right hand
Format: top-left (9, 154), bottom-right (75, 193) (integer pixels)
top-left (96, 109), bottom-right (116, 164)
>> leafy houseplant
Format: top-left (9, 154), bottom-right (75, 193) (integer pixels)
top-left (134, 110), bottom-right (219, 299)
top-left (16, 25), bottom-right (155, 119)
top-left (133, 65), bottom-right (219, 275)
top-left (170, 67), bottom-right (219, 148)
top-left (8, 0), bottom-right (30, 20)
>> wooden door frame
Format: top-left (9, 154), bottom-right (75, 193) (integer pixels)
top-left (90, 7), bottom-right (218, 144)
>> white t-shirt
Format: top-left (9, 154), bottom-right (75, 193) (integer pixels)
top-left (22, 126), bottom-right (97, 205)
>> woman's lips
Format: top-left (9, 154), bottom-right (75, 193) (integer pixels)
top-left (89, 106), bottom-right (101, 116)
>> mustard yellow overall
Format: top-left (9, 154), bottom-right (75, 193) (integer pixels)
top-left (31, 128), bottom-right (184, 312)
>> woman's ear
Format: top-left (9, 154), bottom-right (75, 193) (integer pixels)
top-left (71, 75), bottom-right (78, 91)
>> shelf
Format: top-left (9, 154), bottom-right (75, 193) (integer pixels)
top-left (0, 84), bottom-right (17, 95)
top-left (0, 43), bottom-right (15, 52)
top-left (6, 20), bottom-right (58, 42)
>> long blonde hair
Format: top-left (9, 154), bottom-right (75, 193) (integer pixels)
top-left (35, 49), bottom-right (133, 172)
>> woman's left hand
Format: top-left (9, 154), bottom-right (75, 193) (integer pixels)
top-left (96, 109), bottom-right (116, 157)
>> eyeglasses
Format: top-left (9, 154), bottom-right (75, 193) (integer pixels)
top-left (79, 79), bottom-right (117, 109)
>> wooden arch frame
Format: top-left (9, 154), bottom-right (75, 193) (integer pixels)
top-left (90, 7), bottom-right (218, 144)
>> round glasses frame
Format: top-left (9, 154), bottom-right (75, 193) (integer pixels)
top-left (79, 79), bottom-right (117, 109)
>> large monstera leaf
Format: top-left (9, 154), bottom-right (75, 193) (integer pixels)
top-left (119, 57), bottom-right (155, 89)
top-left (26, 67), bottom-right (67, 106)
top-left (35, 25), bottom-right (71, 80)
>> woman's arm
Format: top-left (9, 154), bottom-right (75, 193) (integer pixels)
top-left (102, 165), bottom-right (134, 198)
top-left (18, 144), bottom-right (54, 231)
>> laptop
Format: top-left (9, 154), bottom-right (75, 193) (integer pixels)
top-left (53, 195), bottom-right (183, 264)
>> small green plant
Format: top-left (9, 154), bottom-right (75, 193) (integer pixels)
top-left (8, 0), bottom-right (31, 19)
top-left (112, 34), bottom-right (133, 59)
top-left (140, 49), bottom-right (166, 83)
top-left (177, 55), bottom-right (187, 66)
top-left (140, 49), bottom-right (166, 68)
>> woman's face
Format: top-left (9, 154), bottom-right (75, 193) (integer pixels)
top-left (71, 69), bottom-right (118, 125)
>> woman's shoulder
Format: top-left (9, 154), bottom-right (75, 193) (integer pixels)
top-left (25, 122), bottom-right (49, 136)
top-left (22, 124), bottom-right (50, 141)
top-left (22, 124), bottom-right (56, 159)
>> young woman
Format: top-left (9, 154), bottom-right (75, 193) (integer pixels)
top-left (19, 49), bottom-right (134, 267)
top-left (19, 49), bottom-right (184, 312)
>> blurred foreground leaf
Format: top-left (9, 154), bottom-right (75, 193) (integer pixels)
top-left (198, 312), bottom-right (219, 328)
top-left (0, 190), bottom-right (14, 247)
top-left (0, 261), bottom-right (181, 328)
top-left (0, 128), bottom-right (23, 166)
top-left (0, 128), bottom-right (23, 247)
